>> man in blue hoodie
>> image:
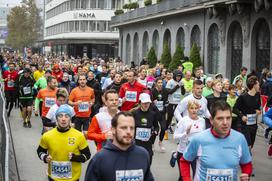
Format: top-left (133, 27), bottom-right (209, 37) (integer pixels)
top-left (84, 111), bottom-right (154, 181)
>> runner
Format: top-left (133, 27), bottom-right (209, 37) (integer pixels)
top-left (87, 89), bottom-right (119, 151)
top-left (84, 111), bottom-right (154, 181)
top-left (102, 69), bottom-right (115, 91)
top-left (232, 67), bottom-right (248, 87)
top-left (132, 93), bottom-right (159, 164)
top-left (105, 71), bottom-right (122, 92)
top-left (68, 74), bottom-right (95, 137)
top-left (180, 101), bottom-right (252, 181)
top-left (37, 104), bottom-right (91, 181)
top-left (263, 107), bottom-right (272, 156)
top-left (3, 62), bottom-right (18, 117)
top-left (182, 70), bottom-right (194, 96)
top-left (16, 68), bottom-right (35, 128)
top-left (206, 79), bottom-right (227, 111)
top-left (33, 64), bottom-right (45, 82)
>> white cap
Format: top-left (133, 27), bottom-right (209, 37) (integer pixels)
top-left (139, 93), bottom-right (152, 103)
top-left (206, 77), bottom-right (213, 82)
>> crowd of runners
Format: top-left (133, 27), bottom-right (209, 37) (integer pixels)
top-left (0, 52), bottom-right (271, 181)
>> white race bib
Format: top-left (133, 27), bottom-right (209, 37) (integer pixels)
top-left (116, 169), bottom-right (144, 181)
top-left (78, 102), bottom-right (89, 112)
top-left (125, 91), bottom-right (137, 102)
top-left (45, 97), bottom-right (56, 108)
top-left (246, 114), bottom-right (257, 125)
top-left (7, 81), bottom-right (14, 88)
top-left (135, 128), bottom-right (151, 142)
top-left (206, 168), bottom-right (233, 181)
top-left (147, 81), bottom-right (154, 89)
top-left (23, 87), bottom-right (31, 95)
top-left (155, 101), bottom-right (164, 111)
top-left (51, 161), bottom-right (72, 179)
top-left (173, 92), bottom-right (181, 102)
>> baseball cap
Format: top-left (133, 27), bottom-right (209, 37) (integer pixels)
top-left (139, 93), bottom-right (152, 103)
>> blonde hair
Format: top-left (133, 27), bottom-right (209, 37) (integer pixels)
top-left (187, 100), bottom-right (200, 110)
top-left (56, 88), bottom-right (68, 99)
top-left (212, 79), bottom-right (222, 88)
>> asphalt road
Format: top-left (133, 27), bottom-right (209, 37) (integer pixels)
top-left (8, 107), bottom-right (272, 181)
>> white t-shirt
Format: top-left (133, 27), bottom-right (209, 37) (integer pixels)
top-left (173, 116), bottom-right (206, 153)
top-left (174, 94), bottom-right (211, 122)
top-left (166, 79), bottom-right (182, 105)
top-left (46, 104), bottom-right (75, 123)
top-left (137, 77), bottom-right (147, 87)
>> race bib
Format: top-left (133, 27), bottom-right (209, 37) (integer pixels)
top-left (197, 109), bottom-right (204, 117)
top-left (155, 101), bottom-right (164, 111)
top-left (246, 114), bottom-right (257, 125)
top-left (173, 92), bottom-right (181, 102)
top-left (206, 168), bottom-right (233, 181)
top-left (135, 128), bottom-right (151, 142)
top-left (7, 81), bottom-right (14, 88)
top-left (147, 81), bottom-right (154, 89)
top-left (51, 161), bottom-right (72, 179)
top-left (116, 169), bottom-right (144, 181)
top-left (125, 91), bottom-right (137, 102)
top-left (45, 97), bottom-right (56, 108)
top-left (23, 87), bottom-right (31, 95)
top-left (78, 102), bottom-right (89, 112)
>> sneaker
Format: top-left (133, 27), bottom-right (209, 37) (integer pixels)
top-left (169, 151), bottom-right (177, 168)
top-left (268, 145), bottom-right (272, 157)
top-left (264, 128), bottom-right (269, 139)
top-left (28, 122), bottom-right (32, 128)
top-left (159, 142), bottom-right (166, 153)
top-left (23, 122), bottom-right (28, 128)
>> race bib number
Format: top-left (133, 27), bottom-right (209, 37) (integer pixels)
top-left (147, 81), bottom-right (154, 89)
top-left (45, 97), bottom-right (56, 108)
top-left (197, 109), bottom-right (204, 116)
top-left (116, 169), bottom-right (144, 181)
top-left (173, 92), bottom-right (181, 102)
top-left (135, 128), bottom-right (151, 142)
top-left (7, 81), bottom-right (14, 88)
top-left (23, 87), bottom-right (31, 95)
top-left (206, 168), bottom-right (233, 181)
top-left (125, 91), bottom-right (137, 102)
top-left (78, 102), bottom-right (89, 112)
top-left (155, 101), bottom-right (164, 111)
top-left (246, 114), bottom-right (257, 125)
top-left (51, 161), bottom-right (72, 179)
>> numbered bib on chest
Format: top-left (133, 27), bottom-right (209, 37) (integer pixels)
top-left (246, 114), bottom-right (257, 125)
top-left (155, 101), bottom-right (164, 111)
top-left (206, 168), bottom-right (233, 181)
top-left (78, 102), bottom-right (89, 112)
top-left (125, 91), bottom-right (137, 102)
top-left (45, 97), bottom-right (56, 108)
top-left (147, 81), bottom-right (154, 89)
top-left (173, 92), bottom-right (181, 102)
top-left (135, 128), bottom-right (151, 142)
top-left (23, 87), bottom-right (31, 95)
top-left (116, 169), bottom-right (144, 181)
top-left (7, 81), bottom-right (14, 88)
top-left (51, 161), bottom-right (72, 179)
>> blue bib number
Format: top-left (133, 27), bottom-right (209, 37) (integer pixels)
top-left (51, 161), bottom-right (72, 179)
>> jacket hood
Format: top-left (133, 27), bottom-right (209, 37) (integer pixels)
top-left (103, 141), bottom-right (136, 152)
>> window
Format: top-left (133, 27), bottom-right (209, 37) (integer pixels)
top-left (89, 21), bottom-right (96, 31)
top-left (76, 0), bottom-right (80, 9)
top-left (208, 24), bottom-right (220, 74)
top-left (69, 21), bottom-right (75, 32)
top-left (90, 0), bottom-right (96, 8)
top-left (98, 0), bottom-right (105, 9)
top-left (75, 21), bottom-right (79, 31)
top-left (81, 0), bottom-right (87, 9)
top-left (71, 0), bottom-right (76, 10)
top-left (81, 21), bottom-right (88, 32)
top-left (97, 21), bottom-right (106, 32)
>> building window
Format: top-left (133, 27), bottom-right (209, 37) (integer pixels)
top-left (89, 21), bottom-right (96, 31)
top-left (98, 0), bottom-right (105, 9)
top-left (142, 31), bottom-right (149, 57)
top-left (191, 25), bottom-right (201, 49)
top-left (208, 24), bottom-right (220, 74)
top-left (176, 27), bottom-right (185, 50)
top-left (152, 30), bottom-right (159, 55)
top-left (81, 21), bottom-right (88, 32)
top-left (90, 0), bottom-right (96, 8)
top-left (71, 0), bottom-right (76, 10)
top-left (75, 21), bottom-right (80, 31)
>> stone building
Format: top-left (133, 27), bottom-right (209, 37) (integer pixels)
top-left (111, 0), bottom-right (272, 79)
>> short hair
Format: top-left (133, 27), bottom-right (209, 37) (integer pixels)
top-left (212, 79), bottom-right (222, 88)
top-left (104, 89), bottom-right (118, 101)
top-left (9, 62), bottom-right (15, 66)
top-left (210, 100), bottom-right (231, 119)
top-left (247, 76), bottom-right (258, 90)
top-left (228, 84), bottom-right (236, 91)
top-left (56, 88), bottom-right (68, 99)
top-left (128, 70), bottom-right (137, 76)
top-left (187, 100), bottom-right (200, 110)
top-left (241, 67), bottom-right (248, 72)
top-left (193, 79), bottom-right (203, 87)
top-left (111, 111), bottom-right (134, 128)
top-left (47, 75), bottom-right (56, 83)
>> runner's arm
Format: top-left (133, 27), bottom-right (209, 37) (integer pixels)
top-left (174, 101), bottom-right (185, 123)
top-left (37, 145), bottom-right (49, 163)
top-left (87, 117), bottom-right (106, 142)
top-left (34, 98), bottom-right (41, 112)
top-left (70, 146), bottom-right (91, 163)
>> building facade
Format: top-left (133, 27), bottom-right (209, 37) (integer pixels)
top-left (0, 6), bottom-right (10, 51)
top-left (111, 0), bottom-right (272, 80)
top-left (44, 0), bottom-right (120, 58)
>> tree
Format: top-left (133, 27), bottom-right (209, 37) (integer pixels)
top-left (190, 43), bottom-right (202, 68)
top-left (169, 45), bottom-right (184, 71)
top-left (160, 43), bottom-right (172, 69)
top-left (6, 0), bottom-right (42, 51)
top-left (147, 47), bottom-right (157, 68)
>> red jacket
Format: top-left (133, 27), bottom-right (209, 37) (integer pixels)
top-left (3, 70), bottom-right (18, 91)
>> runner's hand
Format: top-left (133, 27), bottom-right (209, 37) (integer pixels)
top-left (186, 125), bottom-right (192, 135)
top-left (256, 110), bottom-right (261, 115)
top-left (76, 100), bottom-right (82, 105)
top-left (68, 152), bottom-right (73, 160)
top-left (240, 173), bottom-right (249, 181)
top-left (46, 155), bottom-right (52, 163)
top-left (122, 97), bottom-right (126, 103)
top-left (242, 116), bottom-right (248, 123)
top-left (35, 110), bottom-right (39, 116)
top-left (106, 131), bottom-right (113, 140)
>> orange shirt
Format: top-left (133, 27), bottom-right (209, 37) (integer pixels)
top-left (37, 88), bottom-right (58, 117)
top-left (69, 86), bottom-right (95, 118)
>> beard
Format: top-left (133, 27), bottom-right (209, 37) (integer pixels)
top-left (115, 131), bottom-right (133, 147)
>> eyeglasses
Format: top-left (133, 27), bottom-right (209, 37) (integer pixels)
top-left (56, 113), bottom-right (70, 119)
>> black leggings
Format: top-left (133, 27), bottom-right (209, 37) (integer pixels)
top-left (166, 104), bottom-right (177, 129)
top-left (159, 112), bottom-right (167, 141)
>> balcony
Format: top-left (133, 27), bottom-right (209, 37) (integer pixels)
top-left (111, 0), bottom-right (227, 27)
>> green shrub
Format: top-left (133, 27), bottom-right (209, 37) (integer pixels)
top-left (147, 47), bottom-right (158, 68)
top-left (157, 0), bottom-right (162, 3)
top-left (190, 43), bottom-right (202, 69)
top-left (114, 9), bottom-right (124, 15)
top-left (169, 45), bottom-right (184, 71)
top-left (123, 4), bottom-right (129, 9)
top-left (144, 0), bottom-right (152, 6)
top-left (160, 43), bottom-right (172, 68)
top-left (129, 2), bottom-right (139, 9)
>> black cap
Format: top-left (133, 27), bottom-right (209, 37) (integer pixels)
top-left (23, 68), bottom-right (32, 73)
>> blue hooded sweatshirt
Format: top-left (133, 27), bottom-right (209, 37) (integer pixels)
top-left (264, 107), bottom-right (272, 128)
top-left (84, 141), bottom-right (154, 181)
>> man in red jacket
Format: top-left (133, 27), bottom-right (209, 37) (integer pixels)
top-left (52, 64), bottom-right (63, 83)
top-left (3, 62), bottom-right (18, 117)
top-left (119, 70), bottom-right (145, 111)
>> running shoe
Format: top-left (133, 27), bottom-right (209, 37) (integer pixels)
top-left (264, 128), bottom-right (269, 140)
top-left (268, 145), bottom-right (272, 157)
top-left (23, 122), bottom-right (28, 128)
top-left (28, 122), bottom-right (32, 128)
top-left (170, 151), bottom-right (177, 168)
